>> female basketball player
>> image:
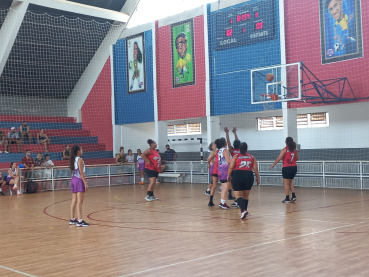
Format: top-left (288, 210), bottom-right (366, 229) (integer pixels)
top-left (216, 138), bottom-right (232, 209)
top-left (141, 139), bottom-right (162, 201)
top-left (69, 145), bottom-right (89, 227)
top-left (6, 162), bottom-right (22, 195)
top-left (228, 143), bottom-right (260, 218)
top-left (224, 127), bottom-right (240, 200)
top-left (137, 149), bottom-right (145, 185)
top-left (205, 142), bottom-right (216, 196)
top-left (207, 143), bottom-right (219, 206)
top-left (270, 137), bottom-right (299, 203)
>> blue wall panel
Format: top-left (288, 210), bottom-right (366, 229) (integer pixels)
top-left (208, 0), bottom-right (282, 116)
top-left (113, 30), bottom-right (154, 124)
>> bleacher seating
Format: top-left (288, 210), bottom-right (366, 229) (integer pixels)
top-left (0, 115), bottom-right (115, 168)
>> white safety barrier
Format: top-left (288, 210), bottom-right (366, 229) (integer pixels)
top-left (1, 161), bottom-right (369, 193)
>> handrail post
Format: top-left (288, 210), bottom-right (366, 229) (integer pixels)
top-left (133, 163), bottom-right (136, 184)
top-left (190, 162), bottom-right (193, 183)
top-left (322, 161), bottom-right (325, 188)
top-left (108, 165), bottom-right (111, 187)
top-left (360, 161), bottom-right (363, 189)
top-left (52, 167), bottom-right (54, 191)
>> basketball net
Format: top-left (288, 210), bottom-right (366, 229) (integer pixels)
top-left (260, 94), bottom-right (276, 111)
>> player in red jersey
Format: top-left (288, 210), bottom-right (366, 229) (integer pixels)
top-left (228, 142), bottom-right (260, 219)
top-left (270, 137), bottom-right (299, 203)
top-left (141, 139), bottom-right (162, 201)
top-left (207, 143), bottom-right (219, 206)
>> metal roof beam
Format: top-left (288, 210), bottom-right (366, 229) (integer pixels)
top-left (16, 0), bottom-right (130, 22)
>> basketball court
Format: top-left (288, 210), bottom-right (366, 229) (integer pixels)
top-left (1, 0), bottom-right (369, 276)
top-left (1, 184), bottom-right (369, 276)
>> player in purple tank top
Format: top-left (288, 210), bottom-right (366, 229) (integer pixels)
top-left (69, 145), bottom-right (89, 227)
top-left (215, 138), bottom-right (232, 210)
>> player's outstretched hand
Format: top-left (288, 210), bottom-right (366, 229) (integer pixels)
top-left (232, 127), bottom-right (237, 133)
top-left (224, 127), bottom-right (229, 132)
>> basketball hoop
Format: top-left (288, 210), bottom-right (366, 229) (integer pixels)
top-left (260, 93), bottom-right (278, 110)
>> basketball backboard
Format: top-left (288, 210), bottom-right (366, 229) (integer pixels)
top-left (251, 62), bottom-right (302, 104)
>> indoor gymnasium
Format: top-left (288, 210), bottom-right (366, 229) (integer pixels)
top-left (1, 0), bottom-right (369, 276)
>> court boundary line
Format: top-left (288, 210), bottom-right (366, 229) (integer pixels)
top-left (0, 265), bottom-right (37, 277)
top-left (118, 223), bottom-right (354, 277)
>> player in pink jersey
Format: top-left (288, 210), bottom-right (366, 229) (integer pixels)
top-left (224, 127), bottom-right (240, 200)
top-left (270, 137), bottom-right (299, 203)
top-left (215, 138), bottom-right (232, 209)
top-left (228, 142), bottom-right (260, 219)
top-left (206, 142), bottom-right (219, 206)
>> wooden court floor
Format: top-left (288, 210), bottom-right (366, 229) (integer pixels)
top-left (1, 183), bottom-right (369, 277)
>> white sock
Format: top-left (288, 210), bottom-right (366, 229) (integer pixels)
top-left (17, 190), bottom-right (20, 193)
top-left (141, 178), bottom-right (144, 182)
top-left (221, 199), bottom-right (226, 204)
top-left (206, 188), bottom-right (210, 192)
top-left (0, 188), bottom-right (2, 192)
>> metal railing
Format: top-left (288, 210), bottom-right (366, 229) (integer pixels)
top-left (1, 161), bottom-right (369, 194)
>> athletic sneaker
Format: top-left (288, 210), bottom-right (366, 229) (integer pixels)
top-left (218, 203), bottom-right (230, 210)
top-left (0, 191), bottom-right (4, 196)
top-left (77, 220), bottom-right (90, 227)
top-left (240, 210), bottom-right (248, 219)
top-left (139, 181), bottom-right (144, 185)
top-left (208, 201), bottom-right (214, 207)
top-left (291, 196), bottom-right (297, 201)
top-left (69, 219), bottom-right (78, 225)
top-left (282, 198), bottom-right (291, 203)
top-left (228, 195), bottom-right (236, 200)
top-left (145, 195), bottom-right (152, 202)
top-left (17, 190), bottom-right (21, 196)
top-left (205, 189), bottom-right (210, 196)
top-left (231, 201), bottom-right (238, 208)
top-left (151, 196), bottom-right (159, 201)
top-left (13, 185), bottom-right (18, 190)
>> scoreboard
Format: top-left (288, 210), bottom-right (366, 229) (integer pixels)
top-left (215, 0), bottom-right (276, 50)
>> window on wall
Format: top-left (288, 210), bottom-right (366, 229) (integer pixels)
top-left (258, 113), bottom-right (329, 131)
top-left (167, 123), bottom-right (201, 136)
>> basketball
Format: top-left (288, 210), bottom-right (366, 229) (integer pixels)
top-left (266, 73), bottom-right (274, 82)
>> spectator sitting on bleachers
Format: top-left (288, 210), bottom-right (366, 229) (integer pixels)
top-left (37, 128), bottom-right (50, 153)
top-left (63, 144), bottom-right (70, 160)
top-left (6, 162), bottom-right (22, 196)
top-left (126, 149), bottom-right (134, 163)
top-left (19, 121), bottom-right (32, 145)
top-left (43, 154), bottom-right (54, 191)
top-left (0, 171), bottom-right (6, 195)
top-left (22, 150), bottom-right (35, 181)
top-left (7, 127), bottom-right (22, 153)
top-left (0, 126), bottom-right (9, 154)
top-left (116, 147), bottom-right (126, 164)
top-left (35, 152), bottom-right (44, 167)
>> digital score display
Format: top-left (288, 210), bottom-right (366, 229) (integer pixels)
top-left (215, 0), bottom-right (275, 50)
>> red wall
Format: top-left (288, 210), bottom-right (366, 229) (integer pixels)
top-left (156, 16), bottom-right (206, 121)
top-left (81, 58), bottom-right (113, 151)
top-left (285, 1), bottom-right (369, 108)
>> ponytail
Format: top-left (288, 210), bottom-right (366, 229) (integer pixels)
top-left (286, 137), bottom-right (296, 152)
top-left (69, 145), bottom-right (81, 172)
top-left (240, 142), bottom-right (248, 155)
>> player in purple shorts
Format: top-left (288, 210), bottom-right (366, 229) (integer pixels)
top-left (69, 145), bottom-right (89, 227)
top-left (137, 149), bottom-right (145, 185)
top-left (215, 138), bottom-right (232, 209)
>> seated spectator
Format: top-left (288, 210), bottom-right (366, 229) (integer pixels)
top-left (6, 162), bottom-right (22, 196)
top-left (7, 127), bottom-right (22, 153)
top-left (126, 149), bottom-right (134, 163)
top-left (35, 152), bottom-right (44, 167)
top-left (0, 126), bottom-right (9, 154)
top-left (21, 149), bottom-right (35, 181)
top-left (43, 154), bottom-right (54, 191)
top-left (37, 129), bottom-right (50, 152)
top-left (116, 147), bottom-right (126, 164)
top-left (165, 144), bottom-right (177, 161)
top-left (63, 144), bottom-right (70, 160)
top-left (0, 171), bottom-right (6, 195)
top-left (19, 121), bottom-right (32, 144)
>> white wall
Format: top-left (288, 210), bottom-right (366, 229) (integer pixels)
top-left (167, 117), bottom-right (208, 152)
top-left (216, 102), bottom-right (369, 150)
top-left (119, 122), bottom-right (156, 153)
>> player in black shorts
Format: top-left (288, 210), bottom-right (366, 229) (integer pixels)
top-left (227, 142), bottom-right (260, 219)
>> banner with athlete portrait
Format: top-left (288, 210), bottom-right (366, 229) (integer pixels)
top-left (319, 0), bottom-right (363, 64)
top-left (171, 19), bottom-right (196, 88)
top-left (126, 33), bottom-right (146, 94)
